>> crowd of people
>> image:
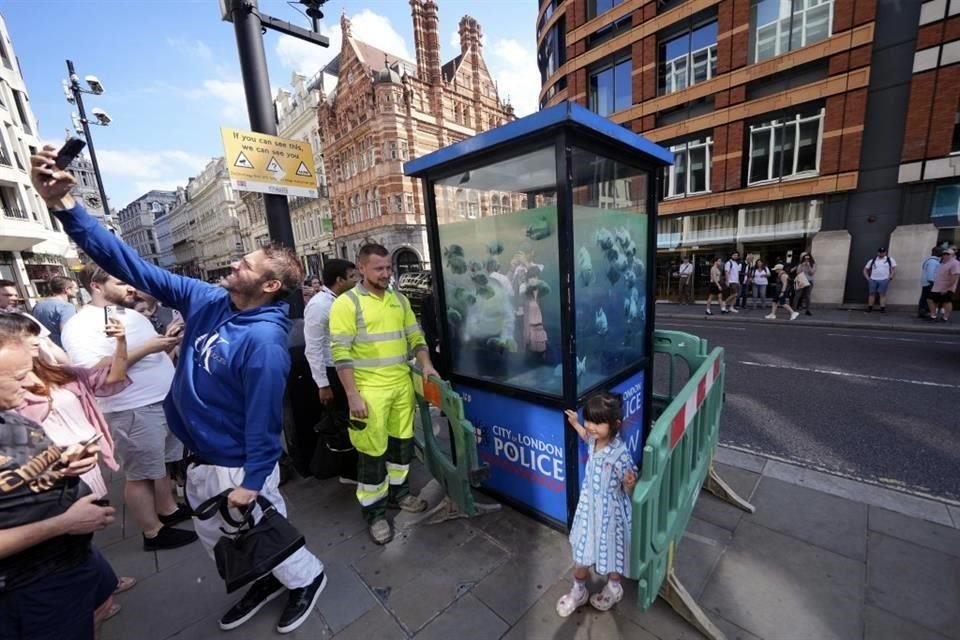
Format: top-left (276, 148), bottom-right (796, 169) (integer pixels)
top-left (697, 251), bottom-right (817, 321)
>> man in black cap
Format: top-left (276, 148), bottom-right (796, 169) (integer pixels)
top-left (863, 247), bottom-right (896, 313)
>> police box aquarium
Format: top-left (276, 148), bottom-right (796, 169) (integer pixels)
top-left (406, 102), bottom-right (672, 529)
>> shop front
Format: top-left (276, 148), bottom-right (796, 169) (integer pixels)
top-left (655, 199), bottom-right (822, 302)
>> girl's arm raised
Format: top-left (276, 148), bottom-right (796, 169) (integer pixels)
top-left (564, 409), bottom-right (589, 442)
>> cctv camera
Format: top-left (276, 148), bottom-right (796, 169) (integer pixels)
top-left (85, 75), bottom-right (104, 95)
top-left (62, 80), bottom-right (75, 104)
top-left (91, 107), bottom-right (112, 125)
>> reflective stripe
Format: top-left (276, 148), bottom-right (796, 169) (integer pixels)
top-left (356, 480), bottom-right (388, 506)
top-left (403, 323), bottom-right (422, 336)
top-left (344, 290), bottom-right (367, 334)
top-left (385, 462), bottom-right (409, 486)
top-left (355, 330), bottom-right (404, 343)
top-left (330, 335), bottom-right (354, 347)
top-left (352, 354), bottom-right (409, 367)
top-left (334, 360), bottom-right (354, 370)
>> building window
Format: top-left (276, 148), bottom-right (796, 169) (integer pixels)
top-left (660, 22), bottom-right (718, 95)
top-left (588, 0), bottom-right (624, 20)
top-left (747, 109), bottom-right (824, 185)
top-left (538, 16), bottom-right (566, 85)
top-left (12, 91), bottom-right (30, 134)
top-left (392, 194), bottom-right (402, 213)
top-left (405, 193), bottom-right (414, 213)
top-left (664, 137), bottom-right (713, 198)
top-left (400, 141), bottom-right (409, 161)
top-left (456, 189), bottom-right (467, 217)
top-left (373, 188), bottom-right (381, 216)
top-left (952, 105), bottom-right (960, 154)
top-left (387, 141), bottom-right (399, 160)
top-left (589, 54), bottom-right (632, 117)
top-left (752, 0), bottom-right (833, 63)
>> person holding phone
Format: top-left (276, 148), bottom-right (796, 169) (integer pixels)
top-left (0, 332), bottom-right (118, 640)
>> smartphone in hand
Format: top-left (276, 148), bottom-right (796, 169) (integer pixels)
top-left (54, 138), bottom-right (86, 170)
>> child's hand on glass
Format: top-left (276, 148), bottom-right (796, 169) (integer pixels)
top-left (563, 409), bottom-right (580, 429)
top-left (623, 468), bottom-right (637, 496)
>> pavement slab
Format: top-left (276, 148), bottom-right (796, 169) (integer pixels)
top-left (331, 603), bottom-right (408, 640)
top-left (866, 533), bottom-right (960, 639)
top-left (699, 520), bottom-right (865, 640)
top-left (692, 464), bottom-right (761, 532)
top-left (864, 605), bottom-right (952, 640)
top-left (472, 542), bottom-right (574, 625)
top-left (314, 559), bottom-right (379, 634)
top-left (748, 477), bottom-right (868, 561)
top-left (415, 594), bottom-right (509, 640)
top-left (869, 506), bottom-right (960, 557)
top-left (675, 516), bottom-right (732, 600)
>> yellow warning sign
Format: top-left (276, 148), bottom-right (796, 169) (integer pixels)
top-left (220, 127), bottom-right (319, 198)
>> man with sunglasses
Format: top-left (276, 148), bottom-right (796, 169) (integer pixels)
top-left (31, 146), bottom-right (327, 635)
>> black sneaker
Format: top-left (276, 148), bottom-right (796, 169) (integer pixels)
top-left (142, 525), bottom-right (198, 551)
top-left (158, 504), bottom-right (191, 526)
top-left (220, 573), bottom-right (286, 631)
top-left (276, 571), bottom-right (327, 634)
top-left (880, 307), bottom-right (886, 314)
top-left (805, 310), bottom-right (812, 316)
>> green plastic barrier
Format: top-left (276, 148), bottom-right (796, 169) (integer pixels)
top-left (632, 330), bottom-right (725, 609)
top-left (410, 367), bottom-right (489, 517)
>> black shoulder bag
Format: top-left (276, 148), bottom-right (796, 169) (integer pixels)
top-left (192, 491), bottom-right (305, 593)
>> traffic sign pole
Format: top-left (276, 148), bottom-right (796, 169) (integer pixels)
top-left (229, 0), bottom-right (296, 251)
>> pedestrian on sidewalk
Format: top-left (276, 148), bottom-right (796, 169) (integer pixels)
top-left (750, 259), bottom-right (771, 311)
top-left (0, 279), bottom-right (71, 365)
top-left (557, 393), bottom-right (637, 618)
top-left (678, 256), bottom-right (694, 304)
top-left (304, 259), bottom-right (360, 482)
top-left (722, 252), bottom-right (742, 313)
top-left (0, 333), bottom-right (118, 640)
top-left (766, 264), bottom-right (800, 321)
top-left (919, 247), bottom-right (943, 318)
top-left (927, 247), bottom-right (960, 322)
top-left (329, 244), bottom-right (438, 545)
top-left (863, 247), bottom-right (896, 313)
top-left (61, 263), bottom-right (195, 553)
top-left (31, 146), bottom-right (328, 635)
top-left (30, 275), bottom-right (78, 348)
top-left (792, 252), bottom-right (816, 316)
top-left (736, 255), bottom-right (751, 309)
top-left (705, 257), bottom-right (726, 316)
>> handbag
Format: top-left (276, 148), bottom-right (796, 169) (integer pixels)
top-left (192, 490), bottom-right (305, 593)
top-left (795, 271), bottom-right (810, 289)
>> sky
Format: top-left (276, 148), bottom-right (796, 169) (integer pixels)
top-left (2, 0), bottom-right (540, 209)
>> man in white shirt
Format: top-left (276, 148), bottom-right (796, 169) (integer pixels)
top-left (863, 247), bottom-right (897, 313)
top-left (304, 260), bottom-right (358, 480)
top-left (62, 263), bottom-right (196, 551)
top-left (722, 252), bottom-right (742, 314)
top-left (678, 256), bottom-right (694, 304)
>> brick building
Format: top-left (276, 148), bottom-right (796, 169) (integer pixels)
top-left (538, 0), bottom-right (958, 306)
top-left (317, 2), bottom-right (515, 274)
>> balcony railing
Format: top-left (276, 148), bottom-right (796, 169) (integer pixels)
top-left (2, 205), bottom-right (28, 220)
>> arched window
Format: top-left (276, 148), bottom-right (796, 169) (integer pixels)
top-left (490, 194), bottom-right (501, 216)
top-left (468, 191), bottom-right (479, 219)
top-left (394, 248), bottom-right (421, 275)
top-left (374, 187), bottom-right (381, 216)
top-left (501, 194), bottom-right (511, 213)
top-left (456, 189), bottom-right (467, 217)
top-left (365, 189), bottom-right (373, 219)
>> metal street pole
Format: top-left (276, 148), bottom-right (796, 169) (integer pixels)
top-left (228, 0), bottom-right (295, 250)
top-left (66, 59), bottom-right (111, 221)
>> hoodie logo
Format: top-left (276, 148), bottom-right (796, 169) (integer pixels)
top-left (195, 332), bottom-right (229, 374)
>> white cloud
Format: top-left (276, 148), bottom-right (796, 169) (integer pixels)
top-left (98, 148), bottom-right (210, 181)
top-left (488, 38), bottom-right (539, 117)
top-left (450, 29), bottom-right (460, 51)
top-left (198, 79), bottom-right (247, 121)
top-left (167, 37), bottom-right (214, 63)
top-left (275, 9), bottom-right (412, 78)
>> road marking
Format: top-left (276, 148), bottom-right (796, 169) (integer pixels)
top-left (737, 361), bottom-right (960, 389)
top-left (659, 322), bottom-right (746, 332)
top-left (827, 332), bottom-right (960, 345)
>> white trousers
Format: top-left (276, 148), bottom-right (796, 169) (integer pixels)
top-left (185, 463), bottom-right (323, 590)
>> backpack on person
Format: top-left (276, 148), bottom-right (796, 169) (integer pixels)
top-left (866, 256), bottom-right (889, 277)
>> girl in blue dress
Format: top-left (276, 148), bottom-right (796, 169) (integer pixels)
top-left (557, 392), bottom-right (637, 617)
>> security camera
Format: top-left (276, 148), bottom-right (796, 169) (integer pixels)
top-left (91, 107), bottom-right (112, 125)
top-left (62, 80), bottom-right (75, 104)
top-left (85, 75), bottom-right (104, 95)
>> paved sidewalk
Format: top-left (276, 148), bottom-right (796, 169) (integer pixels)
top-left (656, 301), bottom-right (960, 335)
top-left (97, 446), bottom-right (960, 640)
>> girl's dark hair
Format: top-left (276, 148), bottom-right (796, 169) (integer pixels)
top-left (582, 392), bottom-right (623, 435)
top-left (0, 313), bottom-right (40, 337)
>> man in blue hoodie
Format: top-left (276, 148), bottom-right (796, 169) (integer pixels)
top-left (31, 146), bottom-right (326, 635)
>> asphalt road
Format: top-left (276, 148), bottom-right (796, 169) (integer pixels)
top-left (654, 316), bottom-right (960, 502)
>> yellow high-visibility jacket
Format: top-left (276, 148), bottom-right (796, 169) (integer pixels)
top-left (329, 283), bottom-right (427, 386)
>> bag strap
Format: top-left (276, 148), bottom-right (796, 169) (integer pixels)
top-left (192, 490), bottom-right (278, 529)
top-left (192, 490), bottom-right (232, 522)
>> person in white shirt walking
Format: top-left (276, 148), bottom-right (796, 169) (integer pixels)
top-left (678, 257), bottom-right (694, 305)
top-left (61, 263), bottom-right (196, 551)
top-left (863, 247), bottom-right (896, 313)
top-left (722, 252), bottom-right (742, 313)
top-left (304, 259), bottom-right (359, 481)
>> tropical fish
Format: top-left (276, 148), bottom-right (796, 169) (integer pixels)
top-left (464, 293), bottom-right (477, 306)
top-left (576, 246), bottom-right (593, 286)
top-left (469, 261), bottom-right (483, 273)
top-left (447, 308), bottom-right (462, 325)
top-left (447, 255), bottom-right (468, 274)
top-left (595, 228), bottom-right (614, 251)
top-left (471, 272), bottom-right (488, 286)
top-left (623, 268), bottom-right (637, 287)
top-left (527, 279), bottom-right (551, 297)
top-left (615, 227), bottom-right (631, 249)
top-left (476, 284), bottom-right (495, 299)
top-left (609, 248), bottom-right (628, 272)
top-left (526, 216), bottom-right (552, 240)
top-left (595, 308), bottom-right (608, 336)
top-left (576, 356), bottom-right (587, 379)
top-left (624, 288), bottom-right (640, 324)
top-left (444, 244), bottom-right (464, 258)
top-left (623, 240), bottom-right (638, 259)
top-left (487, 240), bottom-right (504, 256)
top-left (606, 266), bottom-right (621, 285)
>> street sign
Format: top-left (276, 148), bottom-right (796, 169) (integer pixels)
top-left (220, 127), bottom-right (319, 198)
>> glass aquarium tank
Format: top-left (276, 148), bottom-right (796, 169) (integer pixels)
top-left (434, 147), bottom-right (564, 396)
